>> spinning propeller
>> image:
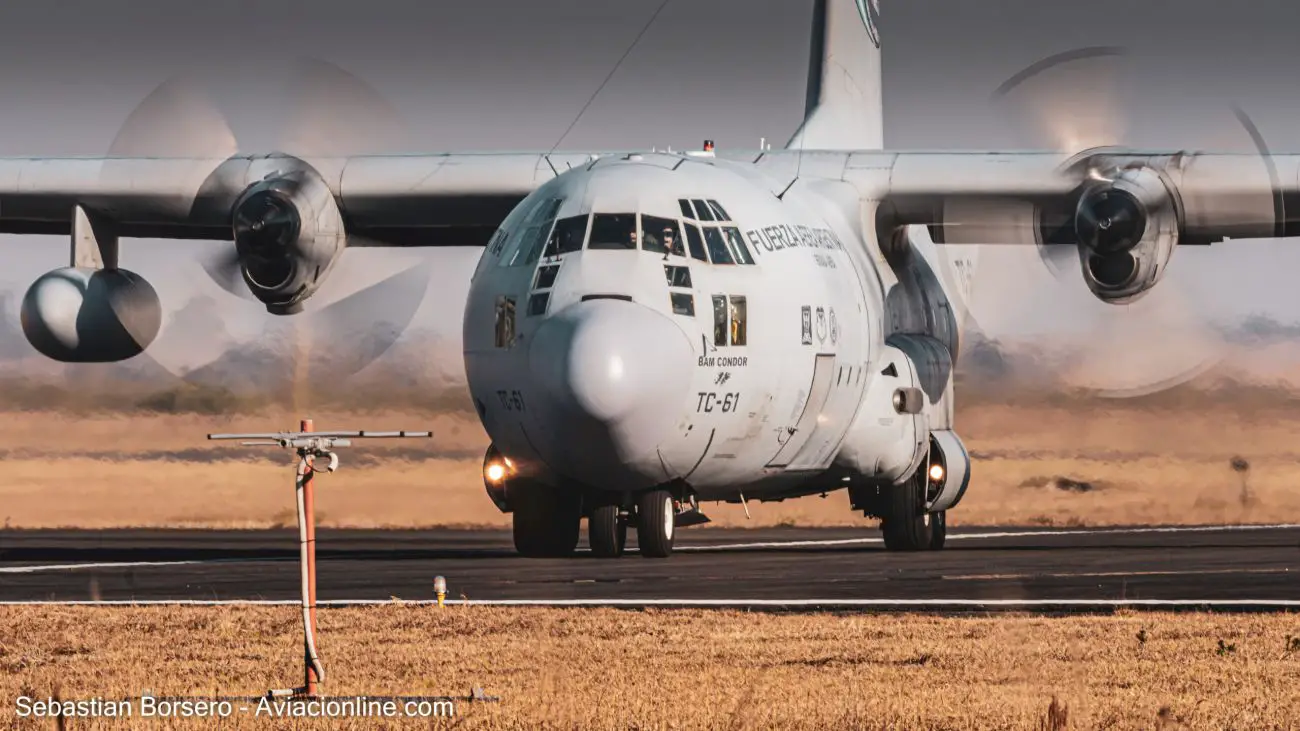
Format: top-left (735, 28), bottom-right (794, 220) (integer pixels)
top-left (101, 59), bottom-right (433, 390)
top-left (979, 46), bottom-right (1265, 397)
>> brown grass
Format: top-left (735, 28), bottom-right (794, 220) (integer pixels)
top-left (0, 401), bottom-right (1298, 529)
top-left (2, 607), bottom-right (1299, 729)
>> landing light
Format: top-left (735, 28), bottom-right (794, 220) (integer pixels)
top-left (485, 462), bottom-right (507, 483)
top-left (928, 464), bottom-right (945, 483)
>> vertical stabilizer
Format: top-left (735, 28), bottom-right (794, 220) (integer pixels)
top-left (787, 0), bottom-right (884, 150)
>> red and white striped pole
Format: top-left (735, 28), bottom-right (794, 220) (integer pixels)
top-left (300, 418), bottom-right (321, 697)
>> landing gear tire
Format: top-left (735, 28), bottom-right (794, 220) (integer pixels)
top-left (588, 503), bottom-right (627, 558)
top-left (512, 483), bottom-right (581, 558)
top-left (635, 489), bottom-right (675, 558)
top-left (929, 509), bottom-right (947, 550)
top-left (881, 469), bottom-right (939, 552)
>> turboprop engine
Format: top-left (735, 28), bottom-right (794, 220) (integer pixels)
top-left (20, 268), bottom-right (162, 362)
top-left (227, 163), bottom-right (347, 315)
top-left (1068, 165), bottom-right (1179, 305)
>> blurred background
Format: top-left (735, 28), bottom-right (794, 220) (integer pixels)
top-left (1, 0), bottom-right (1299, 406)
top-left (1, 0), bottom-right (1299, 528)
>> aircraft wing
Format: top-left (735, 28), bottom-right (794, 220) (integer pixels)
top-left (0, 152), bottom-right (585, 247)
top-left (7, 148), bottom-right (1295, 248)
top-left (850, 149), bottom-right (1300, 246)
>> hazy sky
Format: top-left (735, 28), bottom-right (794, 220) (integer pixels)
top-left (2, 0), bottom-right (1299, 375)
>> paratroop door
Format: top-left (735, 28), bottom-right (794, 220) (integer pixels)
top-left (767, 354), bottom-right (837, 468)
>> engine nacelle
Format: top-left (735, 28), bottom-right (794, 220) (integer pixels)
top-left (231, 160), bottom-right (346, 314)
top-left (20, 267), bottom-right (161, 362)
top-left (1072, 166), bottom-right (1179, 305)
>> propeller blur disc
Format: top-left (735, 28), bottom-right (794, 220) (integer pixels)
top-left (99, 61), bottom-right (433, 386)
top-left (980, 46), bottom-right (1263, 398)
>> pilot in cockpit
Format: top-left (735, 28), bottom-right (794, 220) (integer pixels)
top-left (661, 226), bottom-right (683, 257)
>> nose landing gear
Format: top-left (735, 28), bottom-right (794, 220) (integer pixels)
top-left (513, 483), bottom-right (694, 559)
top-left (585, 488), bottom-right (694, 559)
top-left (634, 489), bottom-right (677, 558)
top-left (588, 501), bottom-right (628, 558)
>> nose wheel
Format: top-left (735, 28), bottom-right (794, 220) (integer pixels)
top-left (635, 489), bottom-right (676, 558)
top-left (588, 502), bottom-right (628, 558)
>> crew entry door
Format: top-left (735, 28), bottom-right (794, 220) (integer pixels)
top-left (766, 354), bottom-right (836, 468)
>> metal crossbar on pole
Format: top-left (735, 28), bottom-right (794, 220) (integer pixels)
top-left (208, 419), bottom-right (433, 698)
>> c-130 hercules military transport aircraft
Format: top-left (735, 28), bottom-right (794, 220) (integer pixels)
top-left (2, 0), bottom-right (1295, 558)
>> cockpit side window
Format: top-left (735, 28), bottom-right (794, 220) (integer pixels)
top-left (543, 215), bottom-right (589, 258)
top-left (723, 227), bottom-right (755, 265)
top-left (492, 197), bottom-right (541, 267)
top-left (712, 295), bottom-right (728, 346)
top-left (729, 296), bottom-right (747, 345)
top-left (711, 294), bottom-right (747, 346)
top-left (678, 199), bottom-right (695, 219)
top-left (494, 296), bottom-right (517, 347)
top-left (691, 199), bottom-right (715, 222)
top-left (707, 200), bottom-right (731, 221)
top-left (642, 215), bottom-right (683, 256)
top-left (506, 197), bottom-right (563, 266)
top-left (683, 223), bottom-right (708, 262)
top-left (588, 213), bottom-right (639, 250)
top-left (703, 227), bottom-right (735, 264)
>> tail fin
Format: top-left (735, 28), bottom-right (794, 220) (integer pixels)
top-left (786, 0), bottom-right (884, 150)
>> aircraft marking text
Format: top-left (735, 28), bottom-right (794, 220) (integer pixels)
top-left (496, 389), bottom-right (527, 412)
top-left (697, 392), bottom-right (742, 413)
top-left (698, 355), bottom-right (749, 368)
top-left (745, 225), bottom-right (844, 256)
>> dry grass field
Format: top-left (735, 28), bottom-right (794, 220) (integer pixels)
top-left (2, 606), bottom-right (1299, 729)
top-left (0, 387), bottom-right (1298, 529)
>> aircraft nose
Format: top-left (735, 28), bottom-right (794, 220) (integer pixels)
top-left (529, 298), bottom-right (692, 486)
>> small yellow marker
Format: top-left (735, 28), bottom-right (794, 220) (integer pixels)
top-left (434, 576), bottom-right (447, 607)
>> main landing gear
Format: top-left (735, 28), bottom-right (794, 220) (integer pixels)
top-left (879, 463), bottom-right (947, 552)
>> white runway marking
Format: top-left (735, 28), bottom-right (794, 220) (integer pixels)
top-left (0, 598), bottom-right (1298, 608)
top-left (681, 523), bottom-right (1300, 551)
top-left (0, 560), bottom-right (207, 575)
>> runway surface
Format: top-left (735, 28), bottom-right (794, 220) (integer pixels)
top-left (1, 525), bottom-right (1296, 608)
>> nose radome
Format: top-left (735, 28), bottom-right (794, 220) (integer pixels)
top-left (529, 299), bottom-right (692, 471)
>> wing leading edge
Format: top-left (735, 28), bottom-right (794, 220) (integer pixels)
top-left (0, 152), bottom-right (565, 247)
top-left (3, 149), bottom-right (1299, 248)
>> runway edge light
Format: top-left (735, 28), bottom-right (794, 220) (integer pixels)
top-left (434, 576), bottom-right (447, 608)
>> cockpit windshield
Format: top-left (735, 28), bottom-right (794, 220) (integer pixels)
top-left (588, 213), bottom-right (639, 250)
top-left (642, 215), bottom-right (684, 256)
top-left (703, 227), bottom-right (735, 265)
top-left (542, 215), bottom-right (588, 257)
top-left (509, 198), bottom-right (753, 267)
top-left (723, 227), bottom-right (755, 265)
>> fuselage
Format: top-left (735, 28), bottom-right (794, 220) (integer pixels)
top-left (463, 151), bottom-right (919, 503)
